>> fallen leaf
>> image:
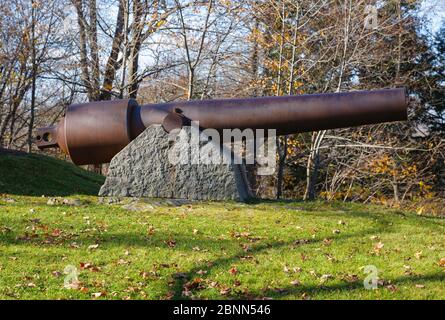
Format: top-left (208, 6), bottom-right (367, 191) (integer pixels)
top-left (323, 238), bottom-right (333, 246)
top-left (80, 262), bottom-right (101, 272)
top-left (88, 244), bottom-right (99, 250)
top-left (147, 226), bottom-right (155, 236)
top-left (92, 291), bottom-right (106, 298)
top-left (51, 229), bottom-right (61, 237)
top-left (79, 262), bottom-right (91, 270)
top-left (301, 292), bottom-right (310, 300)
top-left (374, 242), bottom-right (384, 254)
top-left (65, 280), bottom-right (81, 290)
top-left (165, 239), bottom-right (176, 248)
top-left (164, 291), bottom-right (175, 300)
top-left (414, 251), bottom-right (423, 259)
top-left (342, 274), bottom-right (359, 283)
top-left (183, 278), bottom-right (205, 291)
top-left (439, 258), bottom-right (445, 267)
top-left (290, 280), bottom-right (300, 286)
top-left (229, 267), bottom-right (238, 275)
top-left (415, 284), bottom-right (425, 289)
top-left (220, 287), bottom-right (231, 295)
top-left (51, 271), bottom-right (62, 278)
top-left (70, 242), bottom-right (80, 249)
top-left (320, 274), bottom-right (334, 283)
top-left (386, 284), bottom-right (397, 292)
top-left (117, 259), bottom-right (130, 266)
top-left (332, 229), bottom-right (341, 235)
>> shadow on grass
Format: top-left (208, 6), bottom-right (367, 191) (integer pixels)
top-left (0, 198), bottom-right (395, 249)
top-left (256, 272), bottom-right (445, 299)
top-left (0, 153), bottom-right (104, 196)
top-left (167, 222), bottom-right (396, 300)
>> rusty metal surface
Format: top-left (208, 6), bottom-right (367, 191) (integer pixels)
top-left (36, 88), bottom-right (408, 165)
top-left (142, 88), bottom-right (407, 135)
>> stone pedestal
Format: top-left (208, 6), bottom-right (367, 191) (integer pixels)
top-left (99, 125), bottom-right (253, 201)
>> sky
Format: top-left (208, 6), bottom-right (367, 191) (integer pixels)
top-left (419, 0), bottom-right (445, 34)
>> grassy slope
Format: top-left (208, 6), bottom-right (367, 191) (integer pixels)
top-left (0, 152), bottom-right (104, 196)
top-left (0, 153), bottom-right (445, 300)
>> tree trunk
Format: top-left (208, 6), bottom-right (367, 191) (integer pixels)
top-left (28, 0), bottom-right (37, 153)
top-left (101, 0), bottom-right (125, 100)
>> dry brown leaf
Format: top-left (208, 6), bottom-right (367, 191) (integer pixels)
top-left (52, 271), bottom-right (62, 278)
top-left (51, 229), bottom-right (61, 237)
top-left (88, 244), bottom-right (99, 250)
top-left (220, 287), bottom-right (231, 295)
top-left (79, 286), bottom-right (89, 293)
top-left (147, 225), bottom-right (155, 236)
top-left (290, 280), bottom-right (300, 286)
top-left (374, 242), bottom-right (384, 254)
top-left (92, 291), bottom-right (107, 298)
top-left (165, 239), bottom-right (176, 248)
top-left (229, 267), bottom-right (238, 275)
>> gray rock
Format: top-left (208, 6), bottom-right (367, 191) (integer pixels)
top-left (121, 201), bottom-right (154, 212)
top-left (99, 125), bottom-right (253, 201)
top-left (98, 197), bottom-right (123, 205)
top-left (47, 197), bottom-right (84, 206)
top-left (62, 198), bottom-right (84, 206)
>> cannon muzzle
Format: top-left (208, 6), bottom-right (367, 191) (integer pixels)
top-left (36, 88), bottom-right (408, 165)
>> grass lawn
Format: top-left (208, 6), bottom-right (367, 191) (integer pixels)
top-left (1, 196), bottom-right (445, 300)
top-left (1, 151), bottom-right (445, 300)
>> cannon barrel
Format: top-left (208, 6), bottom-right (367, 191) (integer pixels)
top-left (36, 88), bottom-right (408, 165)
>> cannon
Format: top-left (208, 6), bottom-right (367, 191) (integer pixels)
top-left (36, 88), bottom-right (408, 166)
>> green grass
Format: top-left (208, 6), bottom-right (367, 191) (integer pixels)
top-left (0, 152), bottom-right (104, 196)
top-left (1, 196), bottom-right (444, 300)
top-left (0, 152), bottom-right (445, 300)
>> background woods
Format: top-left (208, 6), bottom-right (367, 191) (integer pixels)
top-left (0, 0), bottom-right (444, 211)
